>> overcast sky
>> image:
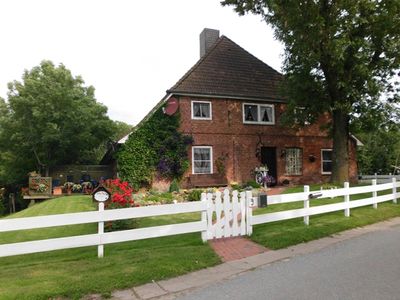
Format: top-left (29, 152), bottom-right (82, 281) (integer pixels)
top-left (0, 0), bottom-right (284, 125)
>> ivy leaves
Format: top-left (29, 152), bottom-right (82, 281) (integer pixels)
top-left (117, 107), bottom-right (192, 188)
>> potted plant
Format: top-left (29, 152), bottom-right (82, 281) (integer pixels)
top-left (82, 181), bottom-right (93, 194)
top-left (63, 182), bottom-right (74, 195)
top-left (72, 184), bottom-right (82, 193)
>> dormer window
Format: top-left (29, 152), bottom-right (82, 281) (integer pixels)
top-left (191, 101), bottom-right (212, 120)
top-left (243, 103), bottom-right (275, 125)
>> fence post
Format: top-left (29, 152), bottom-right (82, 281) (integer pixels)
top-left (98, 202), bottom-right (104, 258)
top-left (344, 182), bottom-right (350, 217)
top-left (372, 179), bottom-right (377, 209)
top-left (245, 191), bottom-right (253, 236)
top-left (393, 178), bottom-right (397, 204)
top-left (201, 193), bottom-right (208, 242)
top-left (304, 185), bottom-right (310, 225)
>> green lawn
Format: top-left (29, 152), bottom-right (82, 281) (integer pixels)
top-left (0, 196), bottom-right (220, 300)
top-left (251, 184), bottom-right (400, 249)
top-left (1, 184), bottom-right (398, 299)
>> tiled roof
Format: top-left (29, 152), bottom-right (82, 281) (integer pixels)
top-left (168, 36), bottom-right (285, 102)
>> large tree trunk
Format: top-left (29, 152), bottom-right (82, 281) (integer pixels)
top-left (331, 109), bottom-right (349, 183)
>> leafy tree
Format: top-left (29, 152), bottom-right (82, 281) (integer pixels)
top-left (357, 123), bottom-right (400, 175)
top-left (112, 121), bottom-right (133, 141)
top-left (89, 120), bottom-right (133, 163)
top-left (222, 0), bottom-right (400, 182)
top-left (0, 60), bottom-right (114, 180)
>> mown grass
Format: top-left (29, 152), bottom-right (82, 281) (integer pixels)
top-left (1, 184), bottom-right (398, 299)
top-left (251, 184), bottom-right (399, 249)
top-left (0, 196), bottom-right (219, 300)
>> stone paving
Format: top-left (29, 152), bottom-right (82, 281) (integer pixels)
top-left (208, 236), bottom-right (268, 261)
top-left (206, 186), bottom-right (285, 262)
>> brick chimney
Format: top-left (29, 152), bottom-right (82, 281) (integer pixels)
top-left (200, 28), bottom-right (220, 58)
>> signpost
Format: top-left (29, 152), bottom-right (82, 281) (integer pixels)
top-left (92, 184), bottom-right (111, 258)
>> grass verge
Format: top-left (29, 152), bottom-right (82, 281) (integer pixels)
top-left (0, 196), bottom-right (219, 300)
top-left (251, 184), bottom-right (399, 249)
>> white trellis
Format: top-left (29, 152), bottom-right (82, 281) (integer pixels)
top-left (204, 189), bottom-right (252, 240)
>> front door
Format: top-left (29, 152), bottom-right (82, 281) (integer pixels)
top-left (261, 147), bottom-right (277, 184)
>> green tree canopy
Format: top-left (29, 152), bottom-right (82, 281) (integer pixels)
top-left (0, 60), bottom-right (115, 182)
top-left (112, 121), bottom-right (133, 141)
top-left (222, 0), bottom-right (400, 182)
top-left (357, 123), bottom-right (400, 175)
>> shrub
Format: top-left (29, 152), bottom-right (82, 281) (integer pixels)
top-left (169, 179), bottom-right (180, 193)
top-left (104, 179), bottom-right (137, 231)
top-left (0, 199), bottom-right (5, 216)
top-left (245, 180), bottom-right (261, 188)
top-left (230, 182), bottom-right (243, 191)
top-left (187, 189), bottom-right (203, 201)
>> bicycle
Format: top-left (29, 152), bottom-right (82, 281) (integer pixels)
top-left (254, 166), bottom-right (276, 188)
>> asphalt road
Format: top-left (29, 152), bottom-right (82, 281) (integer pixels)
top-left (177, 225), bottom-right (400, 300)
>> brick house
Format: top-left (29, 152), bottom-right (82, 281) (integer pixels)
top-left (134, 28), bottom-right (360, 188)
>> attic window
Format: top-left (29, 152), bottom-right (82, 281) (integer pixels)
top-left (243, 103), bottom-right (275, 125)
top-left (191, 101), bottom-right (212, 120)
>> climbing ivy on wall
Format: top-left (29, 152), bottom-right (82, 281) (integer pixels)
top-left (117, 107), bottom-right (193, 189)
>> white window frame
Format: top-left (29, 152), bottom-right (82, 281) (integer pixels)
top-left (285, 148), bottom-right (302, 175)
top-left (192, 146), bottom-right (213, 174)
top-left (191, 101), bottom-right (212, 120)
top-left (321, 149), bottom-right (333, 174)
top-left (242, 103), bottom-right (275, 125)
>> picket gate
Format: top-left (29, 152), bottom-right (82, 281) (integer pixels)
top-left (203, 190), bottom-right (251, 240)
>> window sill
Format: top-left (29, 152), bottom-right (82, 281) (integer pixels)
top-left (243, 121), bottom-right (275, 125)
top-left (191, 118), bottom-right (212, 121)
top-left (284, 174), bottom-right (303, 176)
top-left (192, 172), bottom-right (213, 175)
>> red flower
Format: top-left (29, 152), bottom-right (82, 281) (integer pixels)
top-left (106, 178), bottom-right (136, 208)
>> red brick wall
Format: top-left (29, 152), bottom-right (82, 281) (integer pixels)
top-left (177, 96), bottom-right (358, 187)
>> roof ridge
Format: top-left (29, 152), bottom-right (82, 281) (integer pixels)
top-left (167, 33), bottom-right (285, 101)
top-left (167, 36), bottom-right (225, 93)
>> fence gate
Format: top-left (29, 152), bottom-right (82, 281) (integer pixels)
top-left (204, 189), bottom-right (250, 240)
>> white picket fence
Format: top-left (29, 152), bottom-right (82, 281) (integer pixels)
top-left (0, 191), bottom-right (254, 258)
top-left (252, 179), bottom-right (400, 227)
top-left (0, 201), bottom-right (208, 258)
top-left (359, 174), bottom-right (400, 184)
top-left (0, 180), bottom-right (399, 258)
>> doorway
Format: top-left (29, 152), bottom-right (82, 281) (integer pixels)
top-left (261, 147), bottom-right (277, 183)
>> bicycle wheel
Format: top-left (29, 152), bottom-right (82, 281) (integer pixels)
top-left (255, 173), bottom-right (263, 185)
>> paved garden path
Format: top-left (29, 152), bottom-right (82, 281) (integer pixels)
top-left (208, 186), bottom-right (286, 262)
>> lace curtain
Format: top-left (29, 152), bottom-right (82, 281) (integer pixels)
top-left (193, 147), bottom-right (211, 173)
top-left (193, 102), bottom-right (210, 118)
top-left (285, 148), bottom-right (302, 175)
